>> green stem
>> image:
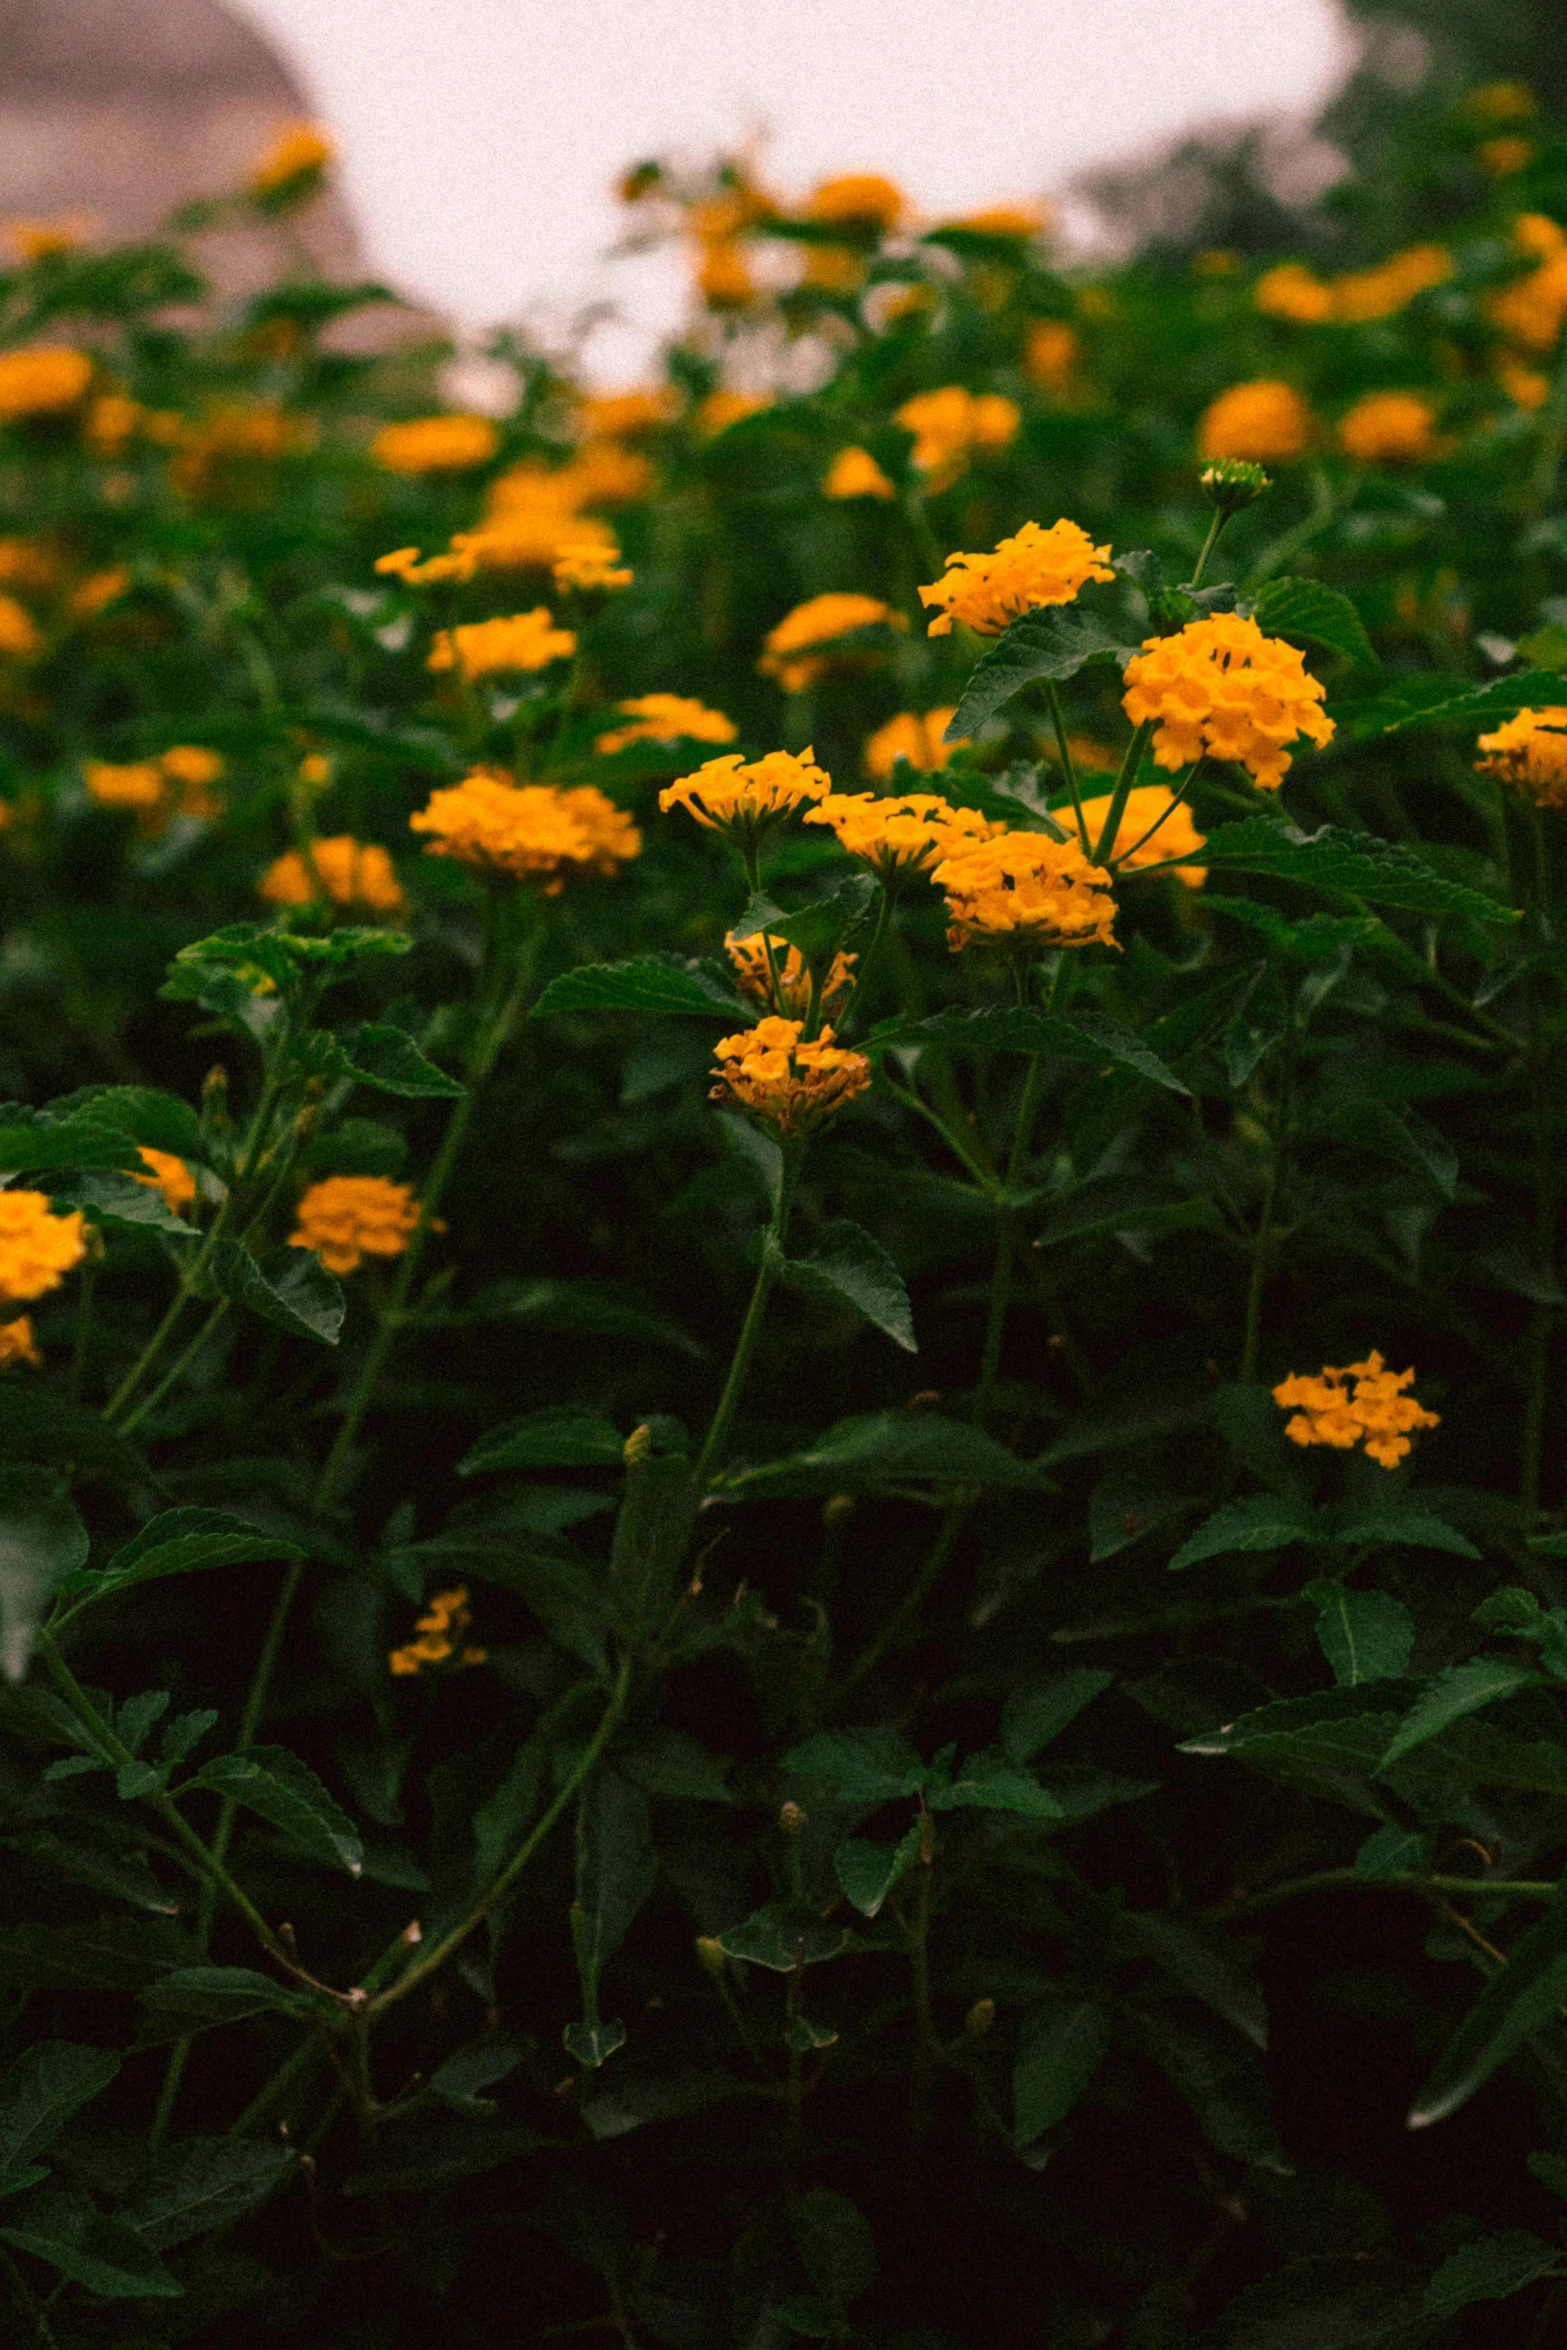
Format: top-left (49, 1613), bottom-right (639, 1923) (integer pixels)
top-left (1240, 1002), bottom-right (1296, 1384)
top-left (118, 1301), bottom-right (228, 1437)
top-left (1090, 721), bottom-right (1153, 866)
top-left (693, 1159), bottom-right (798, 1489)
top-left (1111, 759), bottom-right (1203, 869)
top-left (1188, 507), bottom-right (1227, 590)
top-left (830, 1501), bottom-right (969, 1713)
top-left (843, 888), bottom-right (893, 1035)
top-left (1208, 1868), bottom-right (1558, 1924)
top-left (68, 1255), bottom-right (97, 1403)
top-left (228, 2032), bottom-right (325, 2138)
top-left (1042, 682), bottom-right (1090, 854)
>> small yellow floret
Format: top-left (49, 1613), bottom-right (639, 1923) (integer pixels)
top-left (259, 835), bottom-right (407, 916)
top-left (1254, 264), bottom-right (1336, 324)
top-left (0, 1193), bottom-right (86, 1306)
top-left (552, 537), bottom-right (632, 593)
top-left (1197, 381), bottom-right (1313, 465)
top-left (0, 347), bottom-right (93, 420)
top-left (894, 386), bottom-right (1020, 489)
top-left (1338, 391), bottom-right (1439, 466)
top-left (1476, 706), bottom-right (1567, 809)
top-left (594, 694), bottom-right (737, 757)
top-left (919, 519), bottom-right (1114, 639)
top-left (0, 1317), bottom-right (42, 1369)
top-left (132, 1149), bottom-right (197, 1217)
top-left (823, 445), bottom-right (896, 501)
top-left (659, 748), bottom-right (830, 849)
top-left (805, 789), bottom-right (1000, 884)
top-left (1272, 1352), bottom-right (1439, 1469)
top-left (0, 596), bottom-right (39, 658)
top-left (932, 831), bottom-right (1119, 955)
top-left (710, 1017), bottom-right (872, 1139)
top-left (427, 610), bottom-right (576, 682)
top-left (758, 594), bottom-right (906, 691)
top-left (248, 122), bottom-right (334, 199)
top-left (1121, 613), bottom-right (1334, 791)
top-left (371, 413), bottom-right (499, 476)
top-left (290, 1176), bottom-right (422, 1277)
top-left (390, 1584), bottom-right (485, 1677)
top-left (726, 934), bottom-right (856, 1021)
top-left (808, 175), bottom-right (905, 233)
top-left (411, 772), bottom-right (640, 889)
top-left (863, 709), bottom-right (966, 779)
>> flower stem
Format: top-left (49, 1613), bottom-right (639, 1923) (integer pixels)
top-left (1188, 507), bottom-right (1226, 590)
top-left (693, 1158), bottom-right (799, 1489)
top-left (1042, 682), bottom-right (1090, 854)
top-left (1090, 720), bottom-right (1153, 866)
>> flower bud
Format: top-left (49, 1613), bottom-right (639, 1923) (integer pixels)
top-left (1199, 457), bottom-right (1271, 515)
top-left (623, 1423), bottom-right (653, 1466)
top-left (822, 1493), bottom-right (856, 1528)
top-left (779, 1800), bottom-right (806, 1839)
top-left (963, 1997), bottom-right (996, 2038)
top-left (695, 1935), bottom-right (727, 1980)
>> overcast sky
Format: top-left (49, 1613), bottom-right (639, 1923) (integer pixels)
top-left (232, 0), bottom-right (1353, 377)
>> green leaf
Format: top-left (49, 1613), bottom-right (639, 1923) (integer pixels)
top-left (340, 2118), bottom-right (546, 2194)
top-left (336, 1022), bottom-right (464, 1098)
top-left (0, 1387), bottom-right (149, 1488)
top-left (572, 1768), bottom-right (656, 2013)
top-left (191, 1240), bottom-right (345, 1345)
top-left (43, 1167), bottom-right (196, 1235)
top-left (1304, 1099), bottom-right (1459, 1200)
top-left (792, 2189), bottom-right (877, 2316)
top-left (731, 873), bottom-right (877, 969)
top-left (459, 1408), bottom-right (625, 1475)
top-left (868, 1004), bottom-right (1188, 1094)
top-left (947, 604), bottom-right (1140, 739)
top-left (616, 1728), bottom-right (731, 1804)
top-left (1409, 1887), bottom-right (1567, 2128)
top-left (1528, 2151), bottom-right (1567, 2199)
top-left (1330, 666), bottom-right (1567, 740)
top-left (1307, 1584), bottom-right (1416, 1686)
top-left (768, 1218), bottom-right (916, 1352)
top-left (1180, 1686), bottom-right (1412, 1778)
top-left (124, 2137), bottom-right (293, 2250)
top-left (1327, 1498), bottom-right (1478, 1559)
top-left (534, 956), bottom-right (754, 1020)
top-left (1378, 1660), bottom-right (1542, 1773)
top-left (784, 1726), bottom-right (928, 1803)
top-left (455, 1276), bottom-right (704, 1357)
top-left (927, 1749), bottom-right (1065, 1818)
top-left (1136, 2009), bottom-right (1288, 2169)
top-left (1214, 2255), bottom-right (1450, 2347)
top-left (717, 1904), bottom-right (847, 1970)
top-left (609, 1451), bottom-right (696, 1630)
top-left (0, 2192), bottom-right (182, 2299)
top-left (1001, 1669), bottom-right (1115, 1763)
top-left (188, 1746), bottom-right (363, 1876)
top-left (1168, 1492), bottom-right (1318, 1572)
top-left (712, 1412), bottom-right (1047, 1501)
top-left (0, 1110), bottom-right (142, 1175)
top-left (1422, 2231), bottom-right (1560, 2316)
top-left (1252, 575), bottom-right (1378, 669)
top-left (57, 1509), bottom-right (302, 1611)
top-left (1028, 1177), bottom-right (1219, 1249)
top-left (1355, 1825), bottom-right (1429, 1881)
top-left (1013, 2000), bottom-right (1112, 2144)
top-left (0, 2043), bottom-right (120, 2176)
top-left (1126, 1913), bottom-right (1268, 2050)
top-left (0, 1465), bottom-right (88, 1681)
top-left (0, 1917), bottom-right (196, 1993)
top-left (135, 1967), bottom-right (315, 2045)
top-left (833, 1826), bottom-right (920, 1917)
top-left (1179, 817), bottom-right (1517, 921)
top-left (563, 2019), bottom-right (627, 2068)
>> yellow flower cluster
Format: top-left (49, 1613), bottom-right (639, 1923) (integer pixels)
top-left (1488, 214), bottom-right (1567, 352)
top-left (1197, 381), bottom-right (1313, 465)
top-left (390, 1585), bottom-right (486, 1678)
top-left (0, 596), bottom-right (39, 659)
top-left (727, 934), bottom-right (856, 1020)
top-left (290, 1176), bottom-right (422, 1276)
top-left (427, 609), bottom-right (576, 682)
top-left (710, 1016), bottom-right (872, 1139)
top-left (377, 444), bottom-right (646, 585)
top-left (1338, 391), bottom-right (1439, 466)
top-left (259, 835), bottom-right (407, 916)
top-left (86, 745), bottom-right (224, 833)
top-left (0, 1316), bottom-right (42, 1369)
top-left (1255, 244), bottom-right (1451, 326)
top-left (758, 594), bottom-right (907, 691)
top-left (1121, 614), bottom-right (1334, 790)
top-left (659, 748), bottom-right (830, 848)
top-left (1475, 706), bottom-right (1567, 808)
top-left (370, 414), bottom-right (500, 475)
top-left (893, 386), bottom-right (1020, 490)
top-left (552, 536), bottom-right (632, 593)
top-left (168, 405), bottom-right (314, 504)
top-left (576, 388), bottom-right (678, 439)
top-left (809, 175), bottom-right (905, 234)
top-left (133, 1149), bottom-right (197, 1217)
top-left (805, 790), bottom-right (1002, 884)
top-left (594, 694), bottom-right (737, 757)
top-left (0, 1193), bottom-right (86, 1306)
top-left (823, 445), bottom-right (896, 502)
top-left (1024, 321), bottom-right (1080, 393)
top-left (1272, 1352), bottom-right (1439, 1469)
top-left (411, 772), bottom-right (641, 888)
top-left (3, 216), bottom-right (92, 264)
top-left (920, 520), bottom-right (1114, 639)
top-left (933, 832), bottom-right (1119, 954)
top-left (1078, 785), bottom-right (1207, 886)
top-left (248, 121), bottom-right (334, 200)
top-left (0, 347), bottom-right (94, 421)
top-left (863, 709), bottom-right (965, 778)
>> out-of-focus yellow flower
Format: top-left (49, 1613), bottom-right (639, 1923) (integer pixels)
top-left (1122, 614), bottom-right (1334, 791)
top-left (1476, 706), bottom-right (1567, 808)
top-left (132, 1149), bottom-right (197, 1217)
top-left (3, 214), bottom-right (92, 263)
top-left (1254, 263), bottom-right (1336, 323)
top-left (0, 1317), bottom-right (41, 1369)
top-left (1498, 353), bottom-right (1551, 408)
top-left (862, 709), bottom-right (965, 778)
top-left (1488, 214), bottom-right (1567, 350)
top-left (0, 596), bottom-right (39, 658)
top-left (69, 568), bottom-right (131, 619)
top-left (370, 413), bottom-right (499, 475)
top-left (566, 440), bottom-right (653, 505)
top-left (0, 347), bottom-right (93, 420)
top-left (390, 1584), bottom-right (485, 1677)
top-left (808, 175), bottom-right (904, 233)
top-left (576, 388), bottom-right (678, 439)
top-left (1023, 320), bottom-right (1080, 392)
top-left (594, 694), bottom-right (736, 757)
top-left (758, 593), bottom-right (906, 691)
top-left (801, 244), bottom-right (866, 296)
top-left (427, 609), bottom-right (576, 682)
top-left (291, 1175), bottom-right (421, 1276)
top-left (168, 405), bottom-right (313, 504)
top-left (823, 445), bottom-right (896, 501)
top-left (694, 389), bottom-right (772, 436)
top-left (954, 204), bottom-right (1050, 241)
top-left (1197, 380), bottom-right (1313, 464)
top-left (0, 1193), bottom-right (86, 1306)
top-left (159, 745), bottom-right (224, 819)
top-left (894, 385), bottom-right (1020, 489)
top-left (710, 1016), bottom-right (872, 1139)
top-left (1077, 784), bottom-right (1206, 887)
top-left (919, 519), bottom-right (1113, 638)
top-left (1273, 1351), bottom-right (1438, 1468)
top-left (933, 831), bottom-right (1118, 955)
top-left (726, 933), bottom-right (856, 1020)
top-left (552, 536), bottom-right (632, 593)
top-left (805, 789), bottom-right (1000, 883)
top-left (1338, 391), bottom-right (1440, 466)
top-left (1478, 136), bottom-right (1534, 177)
top-left (411, 772), bottom-right (640, 889)
top-left (1470, 80), bottom-right (1538, 122)
top-left (698, 238), bottom-right (758, 309)
top-left (85, 758), bottom-right (167, 816)
top-left (259, 835), bottom-right (407, 916)
top-left (660, 747), bottom-right (830, 851)
top-left (0, 537), bottom-right (62, 594)
top-left (248, 121), bottom-right (334, 200)
top-left (1333, 245), bottom-right (1452, 322)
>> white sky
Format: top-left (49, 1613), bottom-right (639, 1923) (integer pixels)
top-left (231, 0), bottom-right (1354, 377)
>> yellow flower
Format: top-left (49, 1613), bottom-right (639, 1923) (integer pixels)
top-left (1273, 1352), bottom-right (1439, 1469)
top-left (823, 446), bottom-right (896, 501)
top-left (1197, 381), bottom-right (1313, 465)
top-left (1254, 263), bottom-right (1336, 324)
top-left (1470, 80), bottom-right (1538, 123)
top-left (168, 405), bottom-right (313, 504)
top-left (3, 215), bottom-right (92, 263)
top-left (159, 745), bottom-right (224, 820)
top-left (390, 1584), bottom-right (486, 1677)
top-left (955, 204), bottom-right (1050, 240)
top-left (411, 772), bottom-right (640, 889)
top-left (85, 758), bottom-right (166, 816)
top-left (1121, 613), bottom-right (1334, 791)
top-left (576, 388), bottom-right (678, 439)
top-left (0, 1317), bottom-right (42, 1369)
top-left (933, 830), bottom-right (1118, 955)
top-left (694, 390), bottom-right (772, 436)
top-left (1478, 136), bottom-right (1534, 177)
top-left (1498, 353), bottom-right (1551, 408)
top-left (133, 1149), bottom-right (197, 1217)
top-left (0, 1193), bottom-right (86, 1307)
top-left (594, 694), bottom-right (737, 757)
top-left (552, 536), bottom-right (632, 593)
top-left (371, 413), bottom-right (499, 475)
top-left (259, 835), bottom-right (407, 916)
top-left (0, 347), bottom-right (94, 421)
top-left (919, 519), bottom-right (1114, 638)
top-left (290, 1175), bottom-right (422, 1277)
top-left (726, 934), bottom-right (856, 1020)
top-left (86, 748), bottom-right (222, 831)
top-left (802, 245), bottom-right (867, 296)
top-left (0, 596), bottom-right (40, 659)
top-left (1338, 391), bottom-right (1440, 466)
top-left (564, 440), bottom-right (653, 506)
top-left (249, 121), bottom-right (334, 198)
top-left (805, 789), bottom-right (1000, 883)
top-left (1076, 784), bottom-right (1206, 888)
top-left (1488, 215), bottom-right (1567, 350)
top-left (808, 175), bottom-right (905, 234)
top-left (1332, 245), bottom-right (1452, 322)
top-left (698, 239), bottom-right (758, 309)
top-left (659, 747), bottom-right (830, 851)
top-left (0, 536), bottom-right (62, 594)
top-left (894, 386), bottom-right (1020, 489)
top-left (862, 709), bottom-right (966, 779)
top-left (1475, 706), bottom-right (1567, 809)
top-left (1023, 320), bottom-right (1080, 392)
top-left (758, 594), bottom-right (907, 691)
top-left (710, 1016), bottom-right (872, 1139)
top-left (70, 567), bottom-right (131, 619)
top-left (427, 610), bottom-right (576, 681)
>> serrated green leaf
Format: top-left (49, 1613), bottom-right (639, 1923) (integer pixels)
top-left (459, 1408), bottom-right (625, 1475)
top-left (341, 2118), bottom-right (546, 2195)
top-left (716, 1904), bottom-right (847, 1970)
top-left (1330, 666), bottom-right (1567, 739)
top-left (563, 2018), bottom-right (627, 2068)
top-left (1169, 1493), bottom-right (1319, 1572)
top-left (1422, 2230), bottom-right (1560, 2315)
top-left (1214, 2254), bottom-right (1446, 2348)
top-left (1252, 575), bottom-right (1378, 669)
top-left (135, 1966), bottom-right (316, 2045)
top-left (947, 604), bottom-right (1140, 739)
top-left (768, 1218), bottom-right (916, 1351)
top-left (868, 1004), bottom-right (1188, 1094)
top-left (337, 1022), bottom-right (465, 1098)
top-left (1001, 1669), bottom-right (1114, 1763)
top-left (1307, 1584), bottom-right (1415, 1686)
top-left (0, 2043), bottom-right (120, 2175)
top-left (1409, 1887), bottom-right (1567, 2128)
top-left (191, 1240), bottom-right (344, 1345)
top-left (784, 1725), bottom-right (927, 1802)
top-left (1136, 2007), bottom-right (1288, 2169)
top-left (730, 872), bottom-right (877, 968)
top-left (1305, 1098), bottom-right (1459, 1200)
top-left (833, 1826), bottom-right (921, 1917)
top-left (712, 1412), bottom-right (1047, 1501)
top-left (453, 1277), bottom-right (704, 1357)
top-left (572, 1768), bottom-right (655, 2013)
top-left (188, 1746), bottom-right (363, 1875)
top-left (57, 1508), bottom-right (302, 1613)
top-left (792, 2188), bottom-right (877, 2314)
top-left (1175, 818), bottom-right (1517, 920)
top-left (927, 1748), bottom-right (1065, 1817)
top-left (1126, 1912), bottom-right (1268, 2049)
top-left (125, 2137), bottom-right (293, 2250)
top-left (1378, 1660), bottom-right (1542, 1773)
top-left (0, 2191), bottom-right (182, 2299)
top-left (43, 1166), bottom-right (197, 1234)
top-left (1355, 1825), bottom-right (1429, 1881)
top-left (1013, 1999), bottom-right (1111, 2144)
top-left (0, 1918), bottom-right (196, 1993)
top-left (533, 956), bottom-right (754, 1019)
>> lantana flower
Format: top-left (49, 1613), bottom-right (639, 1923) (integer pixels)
top-left (659, 748), bottom-right (830, 856)
top-left (1475, 706), bottom-right (1567, 808)
top-left (805, 790), bottom-right (1002, 885)
top-left (290, 1176), bottom-right (422, 1277)
top-left (1272, 1352), bottom-right (1439, 1469)
top-left (919, 520), bottom-right (1114, 637)
top-left (0, 1193), bottom-right (86, 1307)
top-left (411, 773), bottom-right (640, 890)
top-left (710, 1017), bottom-right (872, 1139)
top-left (1120, 613), bottom-right (1334, 790)
top-left (933, 831), bottom-right (1119, 954)
top-left (758, 594), bottom-right (907, 692)
top-left (259, 836), bottom-right (407, 917)
top-left (594, 694), bottom-right (737, 757)
top-left (427, 610), bottom-right (576, 682)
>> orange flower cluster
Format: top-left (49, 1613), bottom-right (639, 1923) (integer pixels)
top-left (805, 790), bottom-right (1001, 884)
top-left (894, 385), bottom-right (1020, 490)
top-left (808, 175), bottom-right (905, 234)
top-left (0, 347), bottom-right (94, 421)
top-left (862, 709), bottom-right (965, 778)
top-left (1475, 706), bottom-right (1567, 808)
top-left (1338, 391), bottom-right (1440, 466)
top-left (0, 1316), bottom-right (42, 1369)
top-left (726, 934), bottom-right (856, 1021)
top-left (1273, 1352), bottom-right (1439, 1469)
top-left (552, 536), bottom-right (632, 593)
top-left (0, 1192), bottom-right (86, 1306)
top-left (1197, 381), bottom-right (1313, 465)
top-left (1024, 321), bottom-right (1080, 394)
top-left (133, 1150), bottom-right (197, 1217)
top-left (85, 745), bottom-right (224, 833)
top-left (390, 1585), bottom-right (486, 1677)
top-left (248, 122), bottom-right (334, 201)
top-left (290, 1176), bottom-right (422, 1276)
top-left (758, 594), bottom-right (907, 691)
top-left (823, 445), bottom-right (896, 501)
top-left (411, 772), bottom-right (640, 889)
top-left (378, 443), bottom-right (646, 584)
top-left (1254, 244), bottom-right (1451, 326)
top-left (932, 832), bottom-right (1119, 954)
top-left (371, 414), bottom-right (499, 475)
top-left (1121, 614), bottom-right (1334, 790)
top-left (259, 836), bottom-right (407, 916)
top-left (710, 1016), bottom-right (872, 1139)
top-left (427, 609), bottom-right (576, 681)
top-left (919, 520), bottom-right (1114, 637)
top-left (659, 748), bottom-right (830, 850)
top-left (168, 405), bottom-right (314, 505)
top-left (594, 694), bottom-right (736, 757)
